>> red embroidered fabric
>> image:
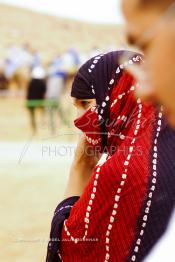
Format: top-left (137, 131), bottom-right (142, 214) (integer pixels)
top-left (59, 72), bottom-right (156, 261)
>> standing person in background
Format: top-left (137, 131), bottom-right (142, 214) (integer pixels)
top-left (0, 62), bottom-right (8, 94)
top-left (122, 0), bottom-right (175, 261)
top-left (46, 57), bottom-right (68, 134)
top-left (5, 44), bottom-right (32, 91)
top-left (31, 50), bottom-right (41, 69)
top-left (26, 66), bottom-right (46, 134)
top-left (61, 48), bottom-right (80, 75)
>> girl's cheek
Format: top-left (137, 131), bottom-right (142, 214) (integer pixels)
top-left (76, 107), bottom-right (86, 118)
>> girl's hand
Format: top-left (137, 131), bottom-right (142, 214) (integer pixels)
top-left (64, 134), bottom-right (101, 198)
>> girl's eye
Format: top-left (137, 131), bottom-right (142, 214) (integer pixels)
top-left (81, 101), bottom-right (90, 106)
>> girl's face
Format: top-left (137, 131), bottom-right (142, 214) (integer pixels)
top-left (73, 98), bottom-right (96, 118)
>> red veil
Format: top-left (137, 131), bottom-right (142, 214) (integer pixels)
top-left (60, 60), bottom-right (158, 261)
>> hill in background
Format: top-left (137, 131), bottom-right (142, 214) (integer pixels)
top-left (0, 4), bottom-right (125, 62)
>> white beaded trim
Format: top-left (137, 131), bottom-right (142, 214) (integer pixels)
top-left (91, 85), bottom-right (95, 95)
top-left (117, 115), bottom-right (128, 122)
top-left (111, 86), bottom-right (135, 108)
top-left (81, 105), bottom-right (102, 145)
top-left (104, 98), bottom-right (142, 262)
top-left (107, 130), bottom-right (126, 141)
top-left (115, 55), bottom-right (142, 75)
top-left (53, 205), bottom-right (73, 218)
top-left (88, 54), bottom-right (141, 123)
top-left (58, 251), bottom-right (62, 261)
top-left (85, 134), bottom-right (102, 145)
top-left (101, 83), bottom-right (135, 120)
top-left (88, 54), bottom-right (104, 75)
top-left (88, 53), bottom-right (105, 95)
top-left (130, 109), bottom-right (163, 262)
top-left (63, 165), bottom-right (102, 243)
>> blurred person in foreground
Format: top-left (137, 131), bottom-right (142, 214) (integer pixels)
top-left (122, 0), bottom-right (175, 126)
top-left (122, 0), bottom-right (175, 261)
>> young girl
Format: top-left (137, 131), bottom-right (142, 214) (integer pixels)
top-left (46, 51), bottom-right (175, 262)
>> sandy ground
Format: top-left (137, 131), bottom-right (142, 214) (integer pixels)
top-left (0, 141), bottom-right (76, 262)
top-left (0, 97), bottom-right (77, 261)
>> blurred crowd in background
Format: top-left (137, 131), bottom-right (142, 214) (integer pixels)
top-left (0, 44), bottom-right (118, 135)
top-left (0, 43), bottom-right (117, 94)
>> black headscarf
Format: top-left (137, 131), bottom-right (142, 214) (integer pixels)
top-left (71, 50), bottom-right (142, 147)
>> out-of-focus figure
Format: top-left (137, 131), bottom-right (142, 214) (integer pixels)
top-left (122, 0), bottom-right (175, 260)
top-left (0, 61), bottom-right (8, 96)
top-left (46, 57), bottom-right (67, 134)
top-left (26, 66), bottom-right (46, 134)
top-left (61, 48), bottom-right (80, 75)
top-left (5, 44), bottom-right (32, 91)
top-left (31, 50), bottom-right (41, 69)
